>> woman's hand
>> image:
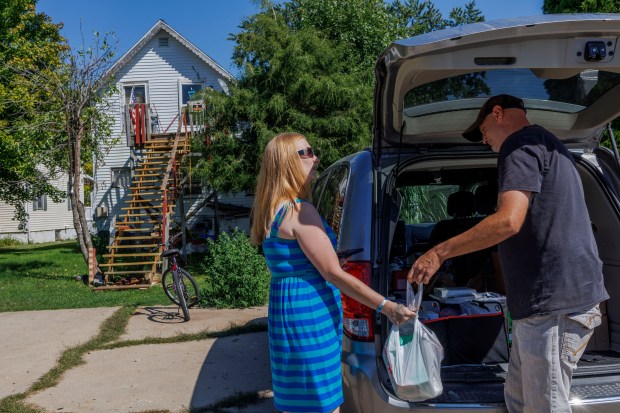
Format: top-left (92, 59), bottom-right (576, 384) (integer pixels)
top-left (382, 300), bottom-right (417, 326)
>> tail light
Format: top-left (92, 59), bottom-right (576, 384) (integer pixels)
top-left (341, 261), bottom-right (374, 341)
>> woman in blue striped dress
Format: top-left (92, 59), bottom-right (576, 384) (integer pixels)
top-left (250, 132), bottom-right (416, 413)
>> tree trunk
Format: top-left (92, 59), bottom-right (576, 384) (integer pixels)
top-left (68, 132), bottom-right (97, 270)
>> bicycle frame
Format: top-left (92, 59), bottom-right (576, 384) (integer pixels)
top-left (159, 232), bottom-right (199, 321)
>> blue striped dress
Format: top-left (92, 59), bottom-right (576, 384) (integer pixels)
top-left (262, 200), bottom-right (343, 413)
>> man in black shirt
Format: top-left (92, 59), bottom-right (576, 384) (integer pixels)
top-left (408, 94), bottom-right (608, 412)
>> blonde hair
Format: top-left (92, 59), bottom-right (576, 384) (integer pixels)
top-left (250, 132), bottom-right (313, 245)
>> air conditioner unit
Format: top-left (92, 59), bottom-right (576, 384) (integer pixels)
top-left (95, 206), bottom-right (108, 218)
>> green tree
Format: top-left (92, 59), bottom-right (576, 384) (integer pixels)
top-left (0, 0), bottom-right (67, 222)
top-left (11, 33), bottom-right (117, 265)
top-left (194, 0), bottom-right (484, 194)
top-left (1, 1), bottom-right (116, 265)
top-left (543, 0), bottom-right (620, 13)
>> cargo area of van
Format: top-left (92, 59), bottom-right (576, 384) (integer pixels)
top-left (381, 153), bottom-right (620, 404)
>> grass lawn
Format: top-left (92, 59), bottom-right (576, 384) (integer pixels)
top-left (0, 240), bottom-right (202, 312)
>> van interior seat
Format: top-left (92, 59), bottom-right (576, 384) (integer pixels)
top-left (429, 190), bottom-right (493, 287)
top-left (390, 220), bottom-right (409, 261)
top-left (429, 191), bottom-right (478, 246)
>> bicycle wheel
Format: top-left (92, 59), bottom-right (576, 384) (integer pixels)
top-left (174, 274), bottom-right (190, 321)
top-left (162, 268), bottom-right (200, 307)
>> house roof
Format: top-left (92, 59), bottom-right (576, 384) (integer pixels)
top-left (103, 19), bottom-right (235, 82)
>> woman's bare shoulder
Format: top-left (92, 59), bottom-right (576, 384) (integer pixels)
top-left (296, 201), bottom-right (322, 223)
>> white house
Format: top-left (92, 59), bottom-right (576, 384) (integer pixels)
top-left (93, 20), bottom-right (252, 244)
top-left (0, 172), bottom-right (83, 243)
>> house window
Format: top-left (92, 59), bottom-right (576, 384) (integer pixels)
top-left (159, 37), bottom-right (169, 47)
top-left (124, 85), bottom-right (146, 105)
top-left (33, 195), bottom-right (47, 211)
top-left (83, 180), bottom-right (92, 207)
top-left (122, 84), bottom-right (148, 138)
top-left (111, 168), bottom-right (131, 189)
top-left (181, 84), bottom-right (203, 106)
top-left (180, 83), bottom-right (203, 123)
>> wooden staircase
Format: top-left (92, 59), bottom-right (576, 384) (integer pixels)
top-left (95, 132), bottom-right (189, 290)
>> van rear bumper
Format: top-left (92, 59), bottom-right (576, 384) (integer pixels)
top-left (342, 361), bottom-right (508, 412)
top-left (341, 339), bottom-right (508, 412)
top-left (341, 339), bottom-right (620, 412)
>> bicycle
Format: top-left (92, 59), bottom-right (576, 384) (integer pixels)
top-left (160, 233), bottom-right (200, 321)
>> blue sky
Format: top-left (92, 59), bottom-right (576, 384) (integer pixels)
top-left (37, 0), bottom-right (544, 77)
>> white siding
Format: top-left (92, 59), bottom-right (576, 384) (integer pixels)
top-left (0, 172), bottom-right (83, 243)
top-left (29, 175), bottom-right (72, 231)
top-left (0, 202), bottom-right (21, 234)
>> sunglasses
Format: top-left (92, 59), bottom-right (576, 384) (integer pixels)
top-left (297, 147), bottom-right (316, 159)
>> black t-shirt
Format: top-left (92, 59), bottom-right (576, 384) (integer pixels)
top-left (497, 125), bottom-right (608, 320)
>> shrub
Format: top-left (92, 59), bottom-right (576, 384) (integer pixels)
top-left (0, 237), bottom-right (23, 247)
top-left (90, 230), bottom-right (110, 253)
top-left (200, 229), bottom-right (270, 308)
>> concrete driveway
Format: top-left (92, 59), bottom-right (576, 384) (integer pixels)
top-left (1, 305), bottom-right (274, 413)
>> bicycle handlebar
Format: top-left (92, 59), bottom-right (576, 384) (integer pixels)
top-left (167, 232), bottom-right (183, 245)
top-left (150, 232), bottom-right (183, 253)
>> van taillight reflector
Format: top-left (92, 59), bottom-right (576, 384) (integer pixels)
top-left (341, 261), bottom-right (374, 342)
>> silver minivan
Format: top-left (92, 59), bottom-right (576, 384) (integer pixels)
top-left (313, 14), bottom-right (620, 412)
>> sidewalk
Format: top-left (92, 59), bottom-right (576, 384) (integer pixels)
top-left (2, 305), bottom-right (274, 413)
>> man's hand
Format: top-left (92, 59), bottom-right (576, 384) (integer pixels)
top-left (408, 248), bottom-right (443, 284)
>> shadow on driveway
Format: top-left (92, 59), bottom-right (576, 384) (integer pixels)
top-left (189, 319), bottom-right (273, 412)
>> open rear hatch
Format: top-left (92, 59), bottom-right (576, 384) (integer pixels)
top-left (373, 14), bottom-right (620, 152)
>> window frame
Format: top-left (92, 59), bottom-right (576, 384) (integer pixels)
top-left (33, 195), bottom-right (47, 211)
top-left (314, 165), bottom-right (350, 240)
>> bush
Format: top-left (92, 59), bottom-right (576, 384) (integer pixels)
top-left (200, 229), bottom-right (270, 308)
top-left (90, 230), bottom-right (110, 253)
top-left (89, 230), bottom-right (110, 262)
top-left (0, 237), bottom-right (23, 247)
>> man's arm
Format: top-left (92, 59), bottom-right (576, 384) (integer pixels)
top-left (408, 190), bottom-right (531, 284)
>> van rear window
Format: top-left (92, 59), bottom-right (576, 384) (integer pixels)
top-left (404, 69), bottom-right (620, 114)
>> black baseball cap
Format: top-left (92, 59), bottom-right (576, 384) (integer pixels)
top-left (462, 94), bottom-right (526, 142)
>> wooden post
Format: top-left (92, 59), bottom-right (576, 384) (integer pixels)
top-left (146, 103), bottom-right (152, 142)
top-left (134, 105), bottom-right (141, 146)
top-left (140, 104), bottom-right (147, 144)
top-left (125, 107), bottom-right (134, 147)
top-left (88, 248), bottom-right (96, 285)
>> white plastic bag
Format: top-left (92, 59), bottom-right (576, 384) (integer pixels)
top-left (382, 283), bottom-right (444, 401)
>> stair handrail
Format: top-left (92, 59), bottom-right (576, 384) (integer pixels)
top-left (160, 107), bottom-right (190, 247)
